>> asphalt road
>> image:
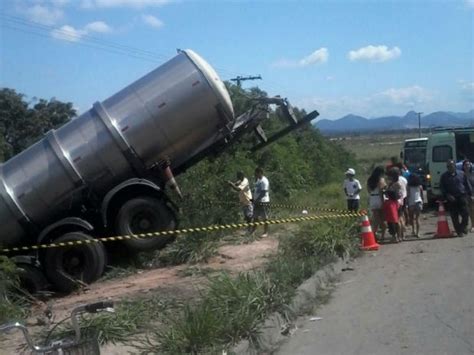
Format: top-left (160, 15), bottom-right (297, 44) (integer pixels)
top-left (277, 212), bottom-right (474, 355)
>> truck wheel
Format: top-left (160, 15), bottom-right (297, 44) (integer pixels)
top-left (43, 232), bottom-right (106, 293)
top-left (115, 197), bottom-right (177, 251)
top-left (17, 264), bottom-right (48, 294)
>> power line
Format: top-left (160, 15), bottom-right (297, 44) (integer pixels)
top-left (1, 13), bottom-right (290, 94)
top-left (0, 13), bottom-right (173, 62)
top-left (1, 23), bottom-right (163, 64)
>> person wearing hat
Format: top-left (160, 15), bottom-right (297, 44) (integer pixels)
top-left (343, 168), bottom-right (362, 211)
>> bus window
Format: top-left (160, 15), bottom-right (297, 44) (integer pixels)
top-left (433, 145), bottom-right (453, 162)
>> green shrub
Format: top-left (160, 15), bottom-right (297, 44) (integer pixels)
top-left (144, 219), bottom-right (360, 354)
top-left (279, 219), bottom-right (359, 260)
top-left (0, 256), bottom-right (29, 323)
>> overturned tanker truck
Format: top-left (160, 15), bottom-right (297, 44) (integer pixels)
top-left (0, 50), bottom-right (318, 293)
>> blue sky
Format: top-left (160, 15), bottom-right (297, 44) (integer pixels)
top-left (1, 0), bottom-right (473, 120)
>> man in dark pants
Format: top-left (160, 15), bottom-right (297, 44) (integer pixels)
top-left (440, 159), bottom-right (472, 237)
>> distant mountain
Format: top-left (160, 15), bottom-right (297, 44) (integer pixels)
top-left (315, 110), bottom-right (474, 134)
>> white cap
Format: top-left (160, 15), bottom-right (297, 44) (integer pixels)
top-left (345, 168), bottom-right (356, 175)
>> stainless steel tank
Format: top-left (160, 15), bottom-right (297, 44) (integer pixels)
top-left (0, 49), bottom-right (234, 247)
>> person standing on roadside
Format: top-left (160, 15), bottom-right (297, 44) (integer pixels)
top-left (385, 167), bottom-right (403, 242)
top-left (227, 171), bottom-right (253, 226)
top-left (253, 167), bottom-right (270, 237)
top-left (396, 163), bottom-right (408, 240)
top-left (462, 159), bottom-right (474, 232)
top-left (440, 159), bottom-right (471, 237)
top-left (343, 168), bottom-right (362, 211)
top-left (367, 166), bottom-right (387, 241)
top-left (407, 174), bottom-right (423, 237)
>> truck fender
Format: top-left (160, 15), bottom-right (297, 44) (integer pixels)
top-left (101, 178), bottom-right (163, 227)
top-left (10, 255), bottom-right (39, 266)
top-left (37, 217), bottom-right (94, 244)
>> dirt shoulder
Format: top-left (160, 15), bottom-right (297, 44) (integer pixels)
top-left (0, 236), bottom-right (278, 355)
top-left (52, 236), bottom-right (278, 311)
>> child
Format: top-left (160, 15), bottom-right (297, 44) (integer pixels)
top-left (407, 174), bottom-right (423, 237)
top-left (384, 189), bottom-right (401, 243)
top-left (343, 168), bottom-right (362, 211)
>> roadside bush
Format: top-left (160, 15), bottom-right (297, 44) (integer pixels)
top-left (151, 272), bottom-right (272, 354)
top-left (144, 218), bottom-right (359, 353)
top-left (280, 219), bottom-right (359, 260)
top-left (38, 297), bottom-right (178, 348)
top-left (0, 256), bottom-right (29, 323)
top-left (154, 302), bottom-right (221, 354)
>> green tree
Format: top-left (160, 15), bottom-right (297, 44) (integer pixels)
top-left (177, 83), bottom-right (357, 227)
top-left (0, 88), bottom-right (76, 161)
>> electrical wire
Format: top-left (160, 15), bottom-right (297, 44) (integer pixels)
top-left (0, 13), bottom-right (173, 62)
top-left (1, 13), bottom-right (289, 93)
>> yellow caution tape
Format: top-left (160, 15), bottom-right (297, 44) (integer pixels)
top-left (195, 200), bottom-right (357, 214)
top-left (0, 211), bottom-right (366, 254)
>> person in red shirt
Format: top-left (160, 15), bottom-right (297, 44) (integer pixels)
top-left (384, 189), bottom-right (401, 243)
top-left (384, 168), bottom-right (403, 243)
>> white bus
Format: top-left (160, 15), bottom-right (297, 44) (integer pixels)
top-left (402, 137), bottom-right (429, 188)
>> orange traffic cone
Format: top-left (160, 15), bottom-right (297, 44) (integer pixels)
top-left (435, 201), bottom-right (454, 238)
top-left (360, 215), bottom-right (380, 251)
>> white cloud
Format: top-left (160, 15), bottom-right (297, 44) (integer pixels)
top-left (51, 25), bottom-right (84, 42)
top-left (141, 14), bottom-right (164, 28)
top-left (25, 4), bottom-right (64, 25)
top-left (84, 21), bottom-right (113, 33)
top-left (82, 0), bottom-right (170, 8)
top-left (51, 21), bottom-right (113, 42)
top-left (299, 48), bottom-right (329, 66)
top-left (348, 45), bottom-right (401, 62)
top-left (272, 47), bottom-right (329, 68)
top-left (460, 81), bottom-right (474, 101)
top-left (375, 86), bottom-right (431, 106)
top-left (461, 81), bottom-right (474, 91)
top-left (50, 0), bottom-right (70, 6)
top-left (297, 85), bottom-right (432, 119)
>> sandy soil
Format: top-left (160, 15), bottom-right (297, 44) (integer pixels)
top-left (0, 235), bottom-right (278, 354)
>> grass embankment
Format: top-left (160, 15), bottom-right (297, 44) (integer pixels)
top-left (40, 218), bottom-right (358, 354)
top-left (0, 256), bottom-right (30, 324)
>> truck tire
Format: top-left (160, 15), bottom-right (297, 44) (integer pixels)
top-left (17, 263), bottom-right (48, 294)
top-left (43, 232), bottom-right (106, 293)
top-left (115, 196), bottom-right (177, 251)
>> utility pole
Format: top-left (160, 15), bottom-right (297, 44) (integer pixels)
top-left (230, 75), bottom-right (262, 87)
top-left (417, 112), bottom-right (423, 138)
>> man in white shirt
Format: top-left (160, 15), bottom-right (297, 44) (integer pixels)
top-left (228, 172), bottom-right (253, 225)
top-left (253, 167), bottom-right (270, 237)
top-left (343, 168), bottom-right (362, 211)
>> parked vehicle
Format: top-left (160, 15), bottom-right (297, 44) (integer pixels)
top-left (0, 301), bottom-right (114, 354)
top-left (426, 127), bottom-right (474, 202)
top-left (0, 49), bottom-right (318, 292)
top-left (401, 137), bottom-right (429, 188)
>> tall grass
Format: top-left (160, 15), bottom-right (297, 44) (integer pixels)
top-left (142, 218), bottom-right (359, 353)
top-left (0, 256), bottom-right (29, 323)
top-left (35, 297), bottom-right (179, 348)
